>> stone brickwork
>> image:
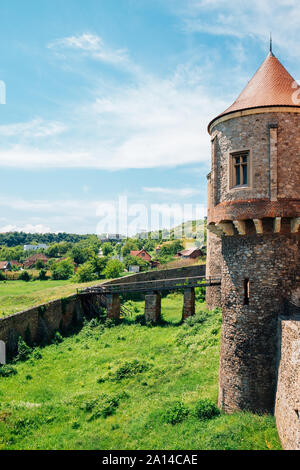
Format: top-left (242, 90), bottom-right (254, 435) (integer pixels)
top-left (105, 265), bottom-right (206, 287)
top-left (106, 294), bottom-right (121, 320)
top-left (145, 292), bottom-right (161, 323)
top-left (206, 230), bottom-right (222, 310)
top-left (210, 112), bottom-right (300, 207)
top-left (0, 295), bottom-right (84, 357)
top-left (219, 233), bottom-right (300, 414)
top-left (275, 317), bottom-right (300, 450)
top-left (206, 104), bottom-right (300, 449)
top-left (182, 288), bottom-right (195, 320)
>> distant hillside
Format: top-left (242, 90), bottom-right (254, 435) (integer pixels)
top-left (136, 219), bottom-right (207, 243)
top-left (0, 232), bottom-right (93, 247)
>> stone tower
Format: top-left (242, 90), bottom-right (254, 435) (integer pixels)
top-left (206, 49), bottom-right (300, 414)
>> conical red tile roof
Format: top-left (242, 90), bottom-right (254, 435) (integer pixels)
top-left (209, 52), bottom-right (300, 131)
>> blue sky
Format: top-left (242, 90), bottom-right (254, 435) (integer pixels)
top-left (1, 0), bottom-right (300, 234)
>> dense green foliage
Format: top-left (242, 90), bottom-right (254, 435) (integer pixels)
top-left (103, 260), bottom-right (125, 279)
top-left (0, 232), bottom-right (93, 248)
top-left (50, 259), bottom-right (74, 280)
top-left (0, 296), bottom-right (281, 450)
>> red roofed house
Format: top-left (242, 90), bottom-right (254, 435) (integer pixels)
top-left (0, 261), bottom-right (11, 271)
top-left (176, 248), bottom-right (203, 260)
top-left (130, 249), bottom-right (152, 262)
top-left (23, 253), bottom-right (49, 269)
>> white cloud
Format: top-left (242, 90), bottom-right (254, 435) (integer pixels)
top-left (0, 119), bottom-right (67, 138)
top-left (0, 196), bottom-right (102, 214)
top-left (48, 33), bottom-right (129, 66)
top-left (143, 187), bottom-right (201, 197)
top-left (173, 0), bottom-right (300, 58)
top-left (0, 68), bottom-right (226, 169)
top-left (0, 224), bottom-right (51, 234)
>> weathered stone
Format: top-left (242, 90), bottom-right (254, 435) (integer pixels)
top-left (182, 288), bottom-right (195, 320)
top-left (106, 294), bottom-right (120, 320)
top-left (145, 292), bottom-right (161, 323)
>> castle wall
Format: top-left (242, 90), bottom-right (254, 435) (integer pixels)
top-left (206, 230), bottom-right (222, 309)
top-left (275, 317), bottom-right (300, 450)
top-left (219, 233), bottom-right (300, 414)
top-left (0, 295), bottom-right (84, 357)
top-left (105, 264), bottom-right (206, 286)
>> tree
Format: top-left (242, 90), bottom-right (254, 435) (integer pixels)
top-left (102, 242), bottom-right (113, 256)
top-left (35, 259), bottom-right (46, 269)
top-left (122, 240), bottom-right (138, 257)
top-left (51, 259), bottom-right (74, 280)
top-left (103, 259), bottom-right (124, 279)
top-left (70, 245), bottom-right (89, 265)
top-left (89, 256), bottom-right (108, 278)
top-left (76, 262), bottom-right (97, 283)
top-left (124, 255), bottom-right (149, 270)
top-left (46, 244), bottom-right (60, 258)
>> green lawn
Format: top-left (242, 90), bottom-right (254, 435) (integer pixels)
top-left (0, 294), bottom-right (282, 450)
top-left (0, 279), bottom-right (108, 318)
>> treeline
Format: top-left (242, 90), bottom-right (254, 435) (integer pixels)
top-left (0, 232), bottom-right (93, 247)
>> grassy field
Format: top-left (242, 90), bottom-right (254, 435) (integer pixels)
top-left (0, 294), bottom-right (281, 450)
top-left (0, 279), bottom-right (108, 318)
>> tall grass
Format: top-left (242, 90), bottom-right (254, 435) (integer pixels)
top-left (0, 294), bottom-right (281, 450)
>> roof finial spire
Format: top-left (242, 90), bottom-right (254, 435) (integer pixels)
top-left (270, 32), bottom-right (274, 56)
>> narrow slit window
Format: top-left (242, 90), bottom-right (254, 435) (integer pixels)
top-left (244, 279), bottom-right (250, 305)
top-left (231, 151), bottom-right (249, 188)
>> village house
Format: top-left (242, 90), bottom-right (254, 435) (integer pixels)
top-left (176, 248), bottom-right (203, 260)
top-left (0, 261), bottom-right (11, 272)
top-left (24, 244), bottom-right (48, 252)
top-left (130, 249), bottom-right (152, 262)
top-left (23, 253), bottom-right (49, 269)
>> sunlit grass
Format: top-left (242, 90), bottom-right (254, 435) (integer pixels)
top-left (0, 294), bottom-right (281, 450)
top-left (0, 279), bottom-right (108, 318)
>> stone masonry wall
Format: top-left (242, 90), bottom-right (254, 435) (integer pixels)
top-left (105, 265), bottom-right (206, 286)
top-left (275, 317), bottom-right (300, 450)
top-left (0, 295), bottom-right (84, 357)
top-left (206, 230), bottom-right (222, 310)
top-left (219, 233), bottom-right (300, 414)
top-left (212, 112), bottom-right (300, 205)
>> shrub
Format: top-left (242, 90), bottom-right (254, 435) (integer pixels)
top-left (17, 337), bottom-right (32, 361)
top-left (19, 271), bottom-right (32, 282)
top-left (32, 349), bottom-right (42, 360)
top-left (0, 271), bottom-right (6, 281)
top-left (83, 392), bottom-right (128, 421)
top-left (0, 364), bottom-right (17, 377)
top-left (163, 402), bottom-right (189, 425)
top-left (113, 360), bottom-right (150, 381)
top-left (193, 399), bottom-right (220, 421)
top-left (103, 259), bottom-right (124, 279)
top-left (195, 286), bottom-right (206, 303)
top-left (52, 332), bottom-right (63, 345)
top-left (51, 259), bottom-right (74, 280)
top-left (76, 262), bottom-right (97, 283)
top-left (135, 314), bottom-right (146, 325)
top-left (184, 312), bottom-right (208, 327)
top-left (38, 269), bottom-right (48, 281)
